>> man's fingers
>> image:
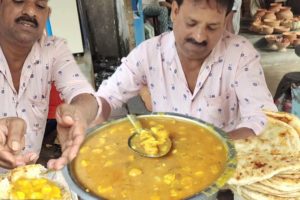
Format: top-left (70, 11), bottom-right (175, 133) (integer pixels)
top-left (0, 124), bottom-right (7, 145)
top-left (47, 151), bottom-right (69, 170)
top-left (68, 133), bottom-right (85, 160)
top-left (6, 118), bottom-right (26, 153)
top-left (56, 104), bottom-right (76, 127)
top-left (0, 131), bottom-right (6, 146)
top-left (0, 150), bottom-right (18, 169)
top-left (17, 152), bottom-right (39, 165)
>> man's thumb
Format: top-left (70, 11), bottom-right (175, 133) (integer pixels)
top-left (7, 118), bottom-right (26, 152)
top-left (56, 104), bottom-right (75, 126)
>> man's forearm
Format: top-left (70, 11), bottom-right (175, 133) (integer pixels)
top-left (98, 97), bottom-right (111, 121)
top-left (90, 97), bottom-right (112, 127)
top-left (70, 94), bottom-right (99, 124)
top-left (228, 127), bottom-right (256, 140)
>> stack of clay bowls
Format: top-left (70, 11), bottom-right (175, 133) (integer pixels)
top-left (250, 3), bottom-right (296, 34)
top-left (264, 31), bottom-right (300, 51)
top-left (293, 32), bottom-right (300, 46)
top-left (264, 34), bottom-right (291, 51)
top-left (282, 31), bottom-right (300, 47)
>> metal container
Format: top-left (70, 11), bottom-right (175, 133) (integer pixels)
top-left (63, 112), bottom-right (237, 200)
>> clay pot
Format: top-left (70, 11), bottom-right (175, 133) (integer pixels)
top-left (265, 34), bottom-right (279, 45)
top-left (270, 3), bottom-right (282, 7)
top-left (261, 25), bottom-right (274, 34)
top-left (293, 39), bottom-right (300, 46)
top-left (263, 19), bottom-right (281, 27)
top-left (250, 23), bottom-right (263, 33)
top-left (275, 38), bottom-right (290, 51)
top-left (269, 3), bottom-right (282, 13)
top-left (282, 31), bottom-right (297, 43)
top-left (276, 7), bottom-right (294, 20)
top-left (254, 9), bottom-right (267, 20)
top-left (262, 11), bottom-right (277, 21)
top-left (280, 19), bottom-right (292, 28)
top-left (274, 26), bottom-right (291, 34)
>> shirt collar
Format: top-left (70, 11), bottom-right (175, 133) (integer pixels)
top-left (0, 36), bottom-right (44, 74)
top-left (163, 31), bottom-right (228, 69)
top-left (198, 31), bottom-right (233, 70)
top-left (162, 31), bottom-right (177, 65)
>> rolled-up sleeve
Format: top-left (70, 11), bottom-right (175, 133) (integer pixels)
top-left (51, 38), bottom-right (100, 114)
top-left (234, 47), bottom-right (278, 134)
top-left (97, 45), bottom-right (147, 110)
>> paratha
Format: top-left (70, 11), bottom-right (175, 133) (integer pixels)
top-left (245, 182), bottom-right (300, 197)
top-left (260, 176), bottom-right (300, 193)
top-left (264, 110), bottom-right (300, 136)
top-left (239, 186), bottom-right (300, 200)
top-left (277, 170), bottom-right (300, 179)
top-left (234, 117), bottom-right (300, 156)
top-left (229, 111), bottom-right (300, 198)
top-left (228, 152), bottom-right (300, 185)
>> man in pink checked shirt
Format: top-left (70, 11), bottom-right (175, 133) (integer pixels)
top-left (0, 0), bottom-right (100, 171)
top-left (97, 0), bottom-right (277, 140)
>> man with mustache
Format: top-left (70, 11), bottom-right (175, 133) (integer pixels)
top-left (0, 0), bottom-right (100, 171)
top-left (97, 0), bottom-right (277, 140)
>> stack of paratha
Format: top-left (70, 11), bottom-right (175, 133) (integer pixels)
top-left (228, 111), bottom-right (300, 200)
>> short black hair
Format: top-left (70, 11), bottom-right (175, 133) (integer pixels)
top-left (174, 0), bottom-right (234, 15)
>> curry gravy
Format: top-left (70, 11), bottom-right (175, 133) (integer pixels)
top-left (73, 117), bottom-right (227, 200)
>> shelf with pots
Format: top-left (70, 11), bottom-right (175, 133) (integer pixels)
top-left (249, 3), bottom-right (300, 35)
top-left (264, 31), bottom-right (300, 52)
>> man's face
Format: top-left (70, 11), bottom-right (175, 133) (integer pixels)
top-left (0, 0), bottom-right (50, 46)
top-left (172, 0), bottom-right (227, 61)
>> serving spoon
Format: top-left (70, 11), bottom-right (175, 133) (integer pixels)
top-left (127, 114), bottom-right (172, 158)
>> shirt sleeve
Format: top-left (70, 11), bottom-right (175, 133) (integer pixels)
top-left (234, 45), bottom-right (278, 135)
top-left (232, 0), bottom-right (241, 11)
top-left (50, 37), bottom-right (101, 115)
top-left (97, 45), bottom-right (147, 110)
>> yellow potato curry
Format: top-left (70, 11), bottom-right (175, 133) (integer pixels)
top-left (131, 126), bottom-right (170, 156)
top-left (73, 117), bottom-right (227, 200)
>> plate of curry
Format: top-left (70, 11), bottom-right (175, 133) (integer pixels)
top-left (63, 112), bottom-right (236, 200)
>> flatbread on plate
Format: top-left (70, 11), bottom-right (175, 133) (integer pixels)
top-left (228, 152), bottom-right (300, 185)
top-left (277, 170), bottom-right (300, 179)
top-left (260, 176), bottom-right (300, 193)
top-left (264, 110), bottom-right (300, 136)
top-left (239, 186), bottom-right (300, 200)
top-left (234, 116), bottom-right (300, 156)
top-left (245, 182), bottom-right (300, 197)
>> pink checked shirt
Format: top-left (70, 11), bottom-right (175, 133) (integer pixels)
top-left (98, 31), bottom-right (277, 134)
top-left (0, 36), bottom-right (96, 171)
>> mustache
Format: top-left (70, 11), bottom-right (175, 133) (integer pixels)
top-left (186, 38), bottom-right (207, 47)
top-left (15, 14), bottom-right (38, 27)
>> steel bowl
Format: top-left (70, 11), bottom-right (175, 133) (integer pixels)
top-left (63, 112), bottom-right (237, 200)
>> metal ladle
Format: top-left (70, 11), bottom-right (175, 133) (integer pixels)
top-left (127, 114), bottom-right (172, 158)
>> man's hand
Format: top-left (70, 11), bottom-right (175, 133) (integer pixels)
top-left (47, 104), bottom-right (87, 170)
top-left (228, 128), bottom-right (256, 140)
top-left (0, 117), bottom-right (38, 169)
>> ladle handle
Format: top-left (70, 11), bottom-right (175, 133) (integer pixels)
top-left (127, 114), bottom-right (143, 133)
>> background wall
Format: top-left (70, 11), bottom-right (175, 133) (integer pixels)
top-left (48, 0), bottom-right (84, 54)
top-left (84, 0), bottom-right (118, 57)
